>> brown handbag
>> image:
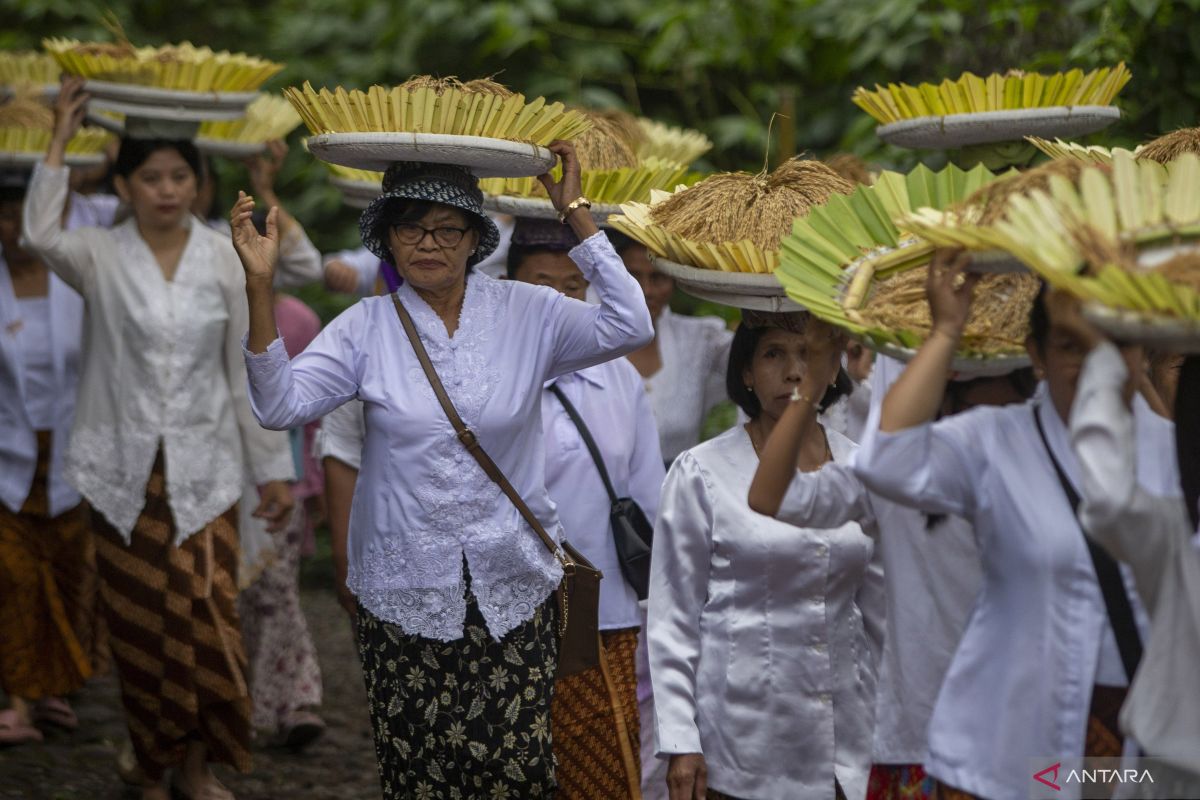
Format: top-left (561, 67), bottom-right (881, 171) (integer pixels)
top-left (392, 295), bottom-right (602, 677)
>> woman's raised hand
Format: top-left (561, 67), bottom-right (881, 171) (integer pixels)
top-left (926, 247), bottom-right (979, 341)
top-left (538, 140), bottom-right (584, 211)
top-left (46, 76), bottom-right (89, 168)
top-left (230, 191), bottom-right (279, 284)
top-left (805, 318), bottom-right (848, 389)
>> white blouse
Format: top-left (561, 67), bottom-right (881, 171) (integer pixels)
top-left (21, 162), bottom-right (295, 542)
top-left (853, 389), bottom-right (1177, 800)
top-left (14, 297), bottom-right (55, 430)
top-left (1073, 344), bottom-right (1200, 780)
top-left (244, 232), bottom-right (654, 642)
top-left (641, 308), bottom-right (733, 464)
top-left (543, 358), bottom-right (664, 630)
top-left (649, 425), bottom-right (883, 800)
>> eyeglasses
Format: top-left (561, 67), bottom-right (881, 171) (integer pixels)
top-left (391, 222), bottom-right (470, 248)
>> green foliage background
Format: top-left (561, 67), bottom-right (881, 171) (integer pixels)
top-left (3, 0), bottom-right (1198, 319)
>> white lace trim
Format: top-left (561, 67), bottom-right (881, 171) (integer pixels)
top-left (348, 274), bottom-right (563, 640)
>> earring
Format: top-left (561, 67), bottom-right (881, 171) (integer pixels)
top-left (745, 385), bottom-right (754, 393)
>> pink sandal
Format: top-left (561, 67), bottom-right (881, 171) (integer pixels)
top-left (0, 708), bottom-right (44, 745)
top-left (34, 696), bottom-right (79, 731)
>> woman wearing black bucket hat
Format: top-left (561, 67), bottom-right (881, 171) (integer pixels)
top-left (232, 141), bottom-right (654, 798)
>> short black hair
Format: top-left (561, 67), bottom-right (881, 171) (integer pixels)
top-left (1028, 280), bottom-right (1050, 353)
top-left (725, 321), bottom-right (852, 419)
top-left (113, 138), bottom-right (202, 180)
top-left (0, 169), bottom-right (29, 204)
top-left (370, 198), bottom-right (484, 270)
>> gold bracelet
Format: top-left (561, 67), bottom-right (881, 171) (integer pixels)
top-left (558, 196), bottom-right (592, 224)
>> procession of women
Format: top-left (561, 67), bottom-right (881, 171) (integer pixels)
top-left (0, 21), bottom-right (1197, 800)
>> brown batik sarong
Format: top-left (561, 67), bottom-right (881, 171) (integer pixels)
top-left (92, 451), bottom-right (252, 780)
top-left (552, 626), bottom-right (643, 800)
top-left (0, 431), bottom-right (96, 701)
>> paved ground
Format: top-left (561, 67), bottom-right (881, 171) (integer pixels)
top-left (0, 587), bottom-right (382, 800)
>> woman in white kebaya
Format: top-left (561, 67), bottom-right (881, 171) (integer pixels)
top-left (851, 251), bottom-right (1179, 800)
top-left (22, 79), bottom-right (294, 800)
top-left (651, 311), bottom-right (883, 800)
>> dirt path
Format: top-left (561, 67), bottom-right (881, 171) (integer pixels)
top-left (0, 589), bottom-right (381, 800)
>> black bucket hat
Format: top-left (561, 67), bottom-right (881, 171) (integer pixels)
top-left (358, 162), bottom-right (501, 267)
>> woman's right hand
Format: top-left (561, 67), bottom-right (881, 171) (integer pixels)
top-left (926, 247), bottom-right (979, 340)
top-left (667, 752), bottom-right (707, 800)
top-left (230, 191), bottom-right (279, 285)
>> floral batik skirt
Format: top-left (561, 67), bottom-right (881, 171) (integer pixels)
top-left (356, 587), bottom-right (559, 799)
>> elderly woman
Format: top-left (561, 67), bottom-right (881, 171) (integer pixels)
top-left (231, 143), bottom-right (654, 798)
top-left (649, 311), bottom-right (883, 800)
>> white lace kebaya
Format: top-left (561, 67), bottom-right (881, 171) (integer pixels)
top-left (20, 162), bottom-right (296, 543)
top-left (244, 232), bottom-right (654, 642)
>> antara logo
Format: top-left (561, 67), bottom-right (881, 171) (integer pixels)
top-left (1034, 762), bottom-right (1062, 791)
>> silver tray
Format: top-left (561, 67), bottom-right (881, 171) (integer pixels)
top-left (654, 256), bottom-right (802, 313)
top-left (306, 132), bottom-right (556, 177)
top-left (877, 106), bottom-right (1120, 150)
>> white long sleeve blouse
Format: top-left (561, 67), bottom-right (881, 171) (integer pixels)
top-left (853, 388), bottom-right (1177, 800)
top-left (244, 232), bottom-right (654, 642)
top-left (1072, 343), bottom-right (1200, 779)
top-left (543, 358), bottom-right (665, 630)
top-left (21, 162), bottom-right (295, 541)
top-left (641, 308), bottom-right (733, 464)
top-left (648, 425), bottom-right (883, 800)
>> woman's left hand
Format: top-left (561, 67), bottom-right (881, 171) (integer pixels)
top-left (538, 140), bottom-right (584, 212)
top-left (254, 480), bottom-right (295, 533)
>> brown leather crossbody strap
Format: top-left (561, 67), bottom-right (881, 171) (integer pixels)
top-left (391, 295), bottom-right (569, 569)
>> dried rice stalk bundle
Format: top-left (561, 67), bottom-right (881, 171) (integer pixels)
top-left (635, 118), bottom-right (712, 166)
top-left (44, 38), bottom-right (282, 93)
top-left (650, 158), bottom-right (853, 253)
top-left (855, 267), bottom-right (1037, 353)
top-left (573, 110), bottom-right (638, 171)
top-left (0, 51), bottom-right (60, 87)
top-left (0, 92), bottom-right (111, 155)
top-left (198, 94), bottom-right (301, 143)
top-left (1026, 136), bottom-right (1137, 165)
top-left (479, 157), bottom-right (689, 205)
top-left (1137, 127), bottom-right (1200, 165)
top-left (824, 153), bottom-right (875, 185)
top-left (284, 79), bottom-right (590, 145)
top-left (596, 109), bottom-right (645, 151)
top-left (399, 75), bottom-right (513, 98)
top-left (853, 63), bottom-right (1131, 125)
top-left (1156, 252), bottom-right (1200, 294)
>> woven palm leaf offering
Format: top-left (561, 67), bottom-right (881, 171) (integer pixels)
top-left (480, 109), bottom-right (689, 220)
top-left (1026, 136), bottom-right (1136, 165)
top-left (983, 151), bottom-right (1200, 349)
top-left (0, 51), bottom-right (61, 97)
top-left (325, 163), bottom-right (383, 210)
top-left (286, 74), bottom-right (590, 176)
top-left (853, 64), bottom-right (1130, 151)
top-left (775, 162), bottom-right (1033, 371)
top-left (900, 158), bottom-right (1093, 273)
top-left (0, 91), bottom-right (112, 167)
top-left (194, 94), bottom-right (302, 157)
top-left (635, 117), bottom-right (713, 166)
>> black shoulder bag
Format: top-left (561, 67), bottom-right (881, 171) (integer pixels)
top-left (549, 383), bottom-right (654, 601)
top-left (1034, 405), bottom-right (1143, 683)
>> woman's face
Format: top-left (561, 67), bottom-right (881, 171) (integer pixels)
top-left (512, 250), bottom-right (588, 301)
top-left (114, 148), bottom-right (197, 231)
top-left (742, 328), bottom-right (814, 421)
top-left (387, 204), bottom-right (480, 294)
top-left (621, 243), bottom-right (673, 321)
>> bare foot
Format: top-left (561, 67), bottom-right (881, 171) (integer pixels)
top-left (174, 768), bottom-right (235, 800)
top-left (140, 780), bottom-right (169, 800)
